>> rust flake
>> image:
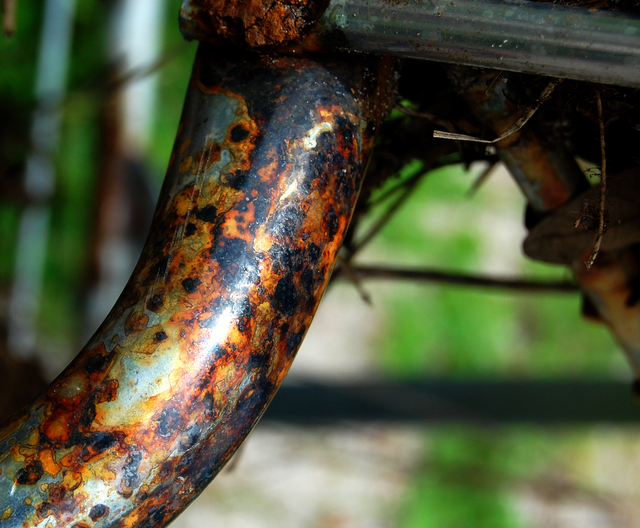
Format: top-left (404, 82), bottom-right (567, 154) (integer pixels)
top-left (186, 0), bottom-right (327, 48)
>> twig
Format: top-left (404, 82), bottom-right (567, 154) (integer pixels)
top-left (367, 169), bottom-right (424, 207)
top-left (108, 45), bottom-right (186, 93)
top-left (395, 104), bottom-right (457, 135)
top-left (485, 70), bottom-right (505, 94)
top-left (2, 0), bottom-right (16, 37)
top-left (351, 173), bottom-right (423, 256)
top-left (466, 161), bottom-right (497, 197)
top-left (433, 79), bottom-right (561, 145)
top-left (340, 265), bottom-right (578, 293)
top-left (336, 256), bottom-right (372, 305)
top-left (584, 91), bottom-right (607, 270)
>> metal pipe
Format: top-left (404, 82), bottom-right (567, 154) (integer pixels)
top-left (315, 0), bottom-right (640, 88)
top-left (266, 380), bottom-right (640, 423)
top-left (447, 66), bottom-right (585, 213)
top-left (180, 0), bottom-right (640, 88)
top-left (0, 46), bottom-right (395, 528)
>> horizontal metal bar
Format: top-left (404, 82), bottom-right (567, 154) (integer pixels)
top-left (265, 380), bottom-right (640, 423)
top-left (179, 0), bottom-right (640, 88)
top-left (317, 0), bottom-right (640, 88)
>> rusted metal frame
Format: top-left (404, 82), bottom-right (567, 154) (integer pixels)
top-left (571, 249), bottom-right (640, 381)
top-left (445, 66), bottom-right (585, 214)
top-left (450, 67), bottom-right (640, 380)
top-left (523, 203), bottom-right (640, 379)
top-left (180, 0), bottom-right (640, 88)
top-left (0, 45), bottom-right (395, 528)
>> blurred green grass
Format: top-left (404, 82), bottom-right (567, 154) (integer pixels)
top-left (358, 163), bottom-right (629, 527)
top-left (362, 163), bottom-right (623, 379)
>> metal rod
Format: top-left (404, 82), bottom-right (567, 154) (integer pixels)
top-left (266, 380), bottom-right (640, 424)
top-left (0, 46), bottom-right (394, 528)
top-left (316, 0), bottom-right (640, 88)
top-left (446, 66), bottom-right (586, 213)
top-left (180, 0), bottom-right (640, 88)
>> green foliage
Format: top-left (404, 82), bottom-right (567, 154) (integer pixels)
top-left (365, 163), bottom-right (622, 378)
top-left (0, 0), bottom-right (40, 107)
top-left (400, 427), bottom-right (591, 528)
top-left (0, 0), bottom-right (196, 347)
top-left (361, 164), bottom-right (626, 527)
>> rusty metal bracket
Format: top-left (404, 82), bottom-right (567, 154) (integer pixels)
top-left (448, 64), bottom-right (640, 381)
top-left (0, 46), bottom-right (395, 528)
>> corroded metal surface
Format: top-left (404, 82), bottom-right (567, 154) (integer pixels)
top-left (315, 0), bottom-right (640, 89)
top-left (524, 169), bottom-right (640, 265)
top-left (573, 248), bottom-right (640, 380)
top-left (0, 46), bottom-right (394, 528)
top-left (447, 66), bottom-right (584, 213)
top-left (180, 0), bottom-right (640, 88)
top-left (179, 0), bottom-right (327, 48)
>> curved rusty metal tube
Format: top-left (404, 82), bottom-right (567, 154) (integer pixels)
top-left (0, 46), bottom-right (395, 527)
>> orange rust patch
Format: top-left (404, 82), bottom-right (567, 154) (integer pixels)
top-left (178, 155), bottom-right (193, 173)
top-left (62, 470), bottom-right (82, 491)
top-left (225, 118), bottom-right (259, 172)
top-left (179, 137), bottom-right (192, 155)
top-left (42, 411), bottom-right (73, 444)
top-left (27, 429), bottom-right (39, 446)
top-left (173, 186), bottom-right (200, 217)
top-left (17, 446), bottom-right (36, 458)
top-left (10, 445), bottom-right (25, 463)
top-left (256, 154), bottom-right (280, 184)
top-left (125, 310), bottom-right (149, 336)
top-left (189, 0), bottom-right (326, 48)
top-left (59, 453), bottom-right (75, 468)
top-left (221, 201), bottom-right (256, 243)
top-left (38, 450), bottom-right (61, 477)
